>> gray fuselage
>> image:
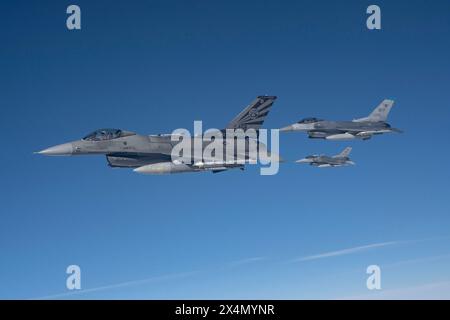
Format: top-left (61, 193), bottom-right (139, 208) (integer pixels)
top-left (39, 130), bottom-right (263, 168)
top-left (307, 155), bottom-right (349, 166)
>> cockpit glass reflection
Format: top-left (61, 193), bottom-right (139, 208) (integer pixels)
top-left (82, 129), bottom-right (123, 141)
top-left (297, 117), bottom-right (322, 124)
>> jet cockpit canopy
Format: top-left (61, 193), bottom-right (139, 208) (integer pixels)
top-left (297, 117), bottom-right (322, 124)
top-left (82, 129), bottom-right (135, 141)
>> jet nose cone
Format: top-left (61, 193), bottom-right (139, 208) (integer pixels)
top-left (36, 143), bottom-right (73, 156)
top-left (279, 125), bottom-right (294, 132)
top-left (296, 158), bottom-right (311, 163)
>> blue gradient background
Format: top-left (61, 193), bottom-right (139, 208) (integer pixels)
top-left (1, 0), bottom-right (450, 299)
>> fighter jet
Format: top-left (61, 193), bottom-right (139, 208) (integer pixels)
top-left (36, 96), bottom-right (278, 174)
top-left (296, 147), bottom-right (355, 168)
top-left (280, 99), bottom-right (401, 140)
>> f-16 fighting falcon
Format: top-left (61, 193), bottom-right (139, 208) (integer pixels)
top-left (296, 147), bottom-right (355, 168)
top-left (36, 96), bottom-right (279, 174)
top-left (280, 99), bottom-right (402, 140)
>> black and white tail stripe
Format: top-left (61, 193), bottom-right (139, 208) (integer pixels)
top-left (226, 96), bottom-right (277, 131)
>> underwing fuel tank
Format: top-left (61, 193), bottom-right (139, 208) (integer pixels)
top-left (325, 133), bottom-right (355, 141)
top-left (133, 162), bottom-right (245, 174)
top-left (308, 132), bottom-right (328, 139)
top-left (134, 162), bottom-right (197, 174)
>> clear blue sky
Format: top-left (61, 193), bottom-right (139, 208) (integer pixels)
top-left (1, 0), bottom-right (450, 299)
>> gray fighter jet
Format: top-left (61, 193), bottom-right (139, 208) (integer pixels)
top-left (280, 99), bottom-right (401, 140)
top-left (296, 147), bottom-right (354, 168)
top-left (36, 96), bottom-right (278, 174)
